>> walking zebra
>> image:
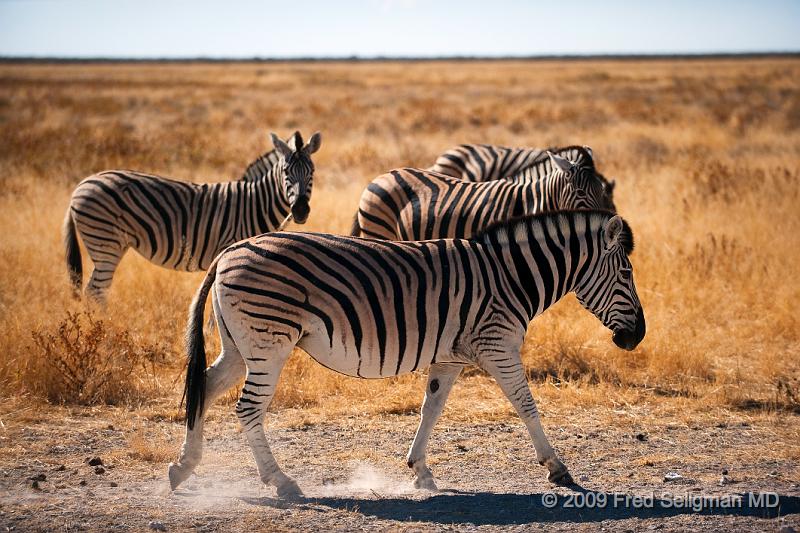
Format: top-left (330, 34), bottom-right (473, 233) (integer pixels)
top-left (169, 209), bottom-right (645, 496)
top-left (63, 131), bottom-right (321, 303)
top-left (352, 147), bottom-right (615, 240)
top-left (429, 143), bottom-right (602, 183)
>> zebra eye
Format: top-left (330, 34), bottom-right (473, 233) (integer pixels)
top-left (619, 268), bottom-right (632, 280)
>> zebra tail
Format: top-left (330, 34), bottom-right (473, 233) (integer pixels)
top-left (349, 211), bottom-right (361, 236)
top-left (62, 208), bottom-right (82, 294)
top-left (184, 256), bottom-right (219, 430)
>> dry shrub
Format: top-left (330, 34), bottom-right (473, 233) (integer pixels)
top-left (25, 311), bottom-right (167, 405)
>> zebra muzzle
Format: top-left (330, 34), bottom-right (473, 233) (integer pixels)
top-left (291, 197), bottom-right (310, 224)
top-left (612, 308), bottom-right (646, 351)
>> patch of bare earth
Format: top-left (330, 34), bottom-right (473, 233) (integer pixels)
top-left (1, 391), bottom-right (798, 532)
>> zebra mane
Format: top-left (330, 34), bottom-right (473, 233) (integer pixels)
top-left (475, 209), bottom-right (634, 255)
top-left (239, 148), bottom-right (282, 182)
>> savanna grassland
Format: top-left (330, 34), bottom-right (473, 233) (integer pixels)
top-left (1, 59), bottom-right (799, 532)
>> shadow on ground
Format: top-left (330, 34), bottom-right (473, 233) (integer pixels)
top-left (241, 487), bottom-right (800, 526)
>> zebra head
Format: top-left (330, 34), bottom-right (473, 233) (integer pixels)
top-left (575, 214), bottom-right (645, 351)
top-left (547, 149), bottom-right (616, 211)
top-left (270, 130), bottom-right (322, 224)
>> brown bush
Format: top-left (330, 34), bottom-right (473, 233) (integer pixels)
top-left (25, 311), bottom-right (167, 405)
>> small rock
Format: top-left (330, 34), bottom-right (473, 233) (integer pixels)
top-left (456, 444), bottom-right (468, 452)
top-left (635, 433), bottom-right (647, 442)
top-left (87, 457), bottom-right (103, 467)
top-left (322, 478), bottom-right (335, 486)
top-left (54, 465), bottom-right (66, 472)
top-left (110, 481), bottom-right (118, 487)
top-left (663, 472), bottom-right (683, 482)
top-left (579, 474), bottom-right (590, 482)
top-left (719, 475), bottom-right (733, 485)
top-left (721, 468), bottom-right (728, 475)
top-left (769, 470), bottom-right (779, 477)
top-left (79, 479), bottom-right (87, 486)
top-left (94, 466), bottom-right (105, 475)
top-left (107, 424), bottom-right (115, 430)
top-left (28, 473), bottom-right (46, 482)
top-left (31, 480), bottom-right (40, 490)
top-left (148, 521), bottom-right (167, 531)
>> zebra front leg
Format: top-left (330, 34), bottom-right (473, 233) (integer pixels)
top-left (169, 334), bottom-right (247, 489)
top-left (236, 349), bottom-right (302, 499)
top-left (479, 351), bottom-right (573, 486)
top-left (406, 363), bottom-right (462, 491)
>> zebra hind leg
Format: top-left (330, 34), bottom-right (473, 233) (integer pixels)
top-left (406, 363), bottom-right (462, 491)
top-left (84, 248), bottom-right (126, 305)
top-left (169, 301), bottom-right (246, 490)
top-left (236, 344), bottom-right (302, 498)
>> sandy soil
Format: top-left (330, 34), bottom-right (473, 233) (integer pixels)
top-left (1, 398), bottom-right (798, 532)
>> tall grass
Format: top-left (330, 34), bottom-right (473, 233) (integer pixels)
top-left (0, 59), bottom-right (798, 413)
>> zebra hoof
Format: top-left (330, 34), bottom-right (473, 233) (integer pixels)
top-left (168, 462), bottom-right (193, 491)
top-left (413, 476), bottom-right (439, 491)
top-left (276, 479), bottom-right (304, 500)
top-left (548, 469), bottom-right (574, 486)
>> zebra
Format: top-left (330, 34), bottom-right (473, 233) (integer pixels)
top-left (429, 143), bottom-right (603, 183)
top-left (168, 209), bottom-right (645, 497)
top-left (351, 147), bottom-right (615, 240)
top-left (62, 131), bottom-right (321, 303)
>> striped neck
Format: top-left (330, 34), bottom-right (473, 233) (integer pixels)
top-left (480, 212), bottom-right (604, 323)
top-left (240, 162), bottom-right (291, 236)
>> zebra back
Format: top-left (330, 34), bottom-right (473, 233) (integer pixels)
top-left (429, 143), bottom-right (603, 183)
top-left (354, 147), bottom-right (615, 241)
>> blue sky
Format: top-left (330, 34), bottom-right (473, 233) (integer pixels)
top-left (1, 0), bottom-right (798, 58)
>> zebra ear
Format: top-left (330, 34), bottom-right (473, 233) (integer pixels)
top-left (603, 215), bottom-right (624, 250)
top-left (271, 132), bottom-right (293, 158)
top-left (547, 151), bottom-right (572, 174)
top-left (304, 131), bottom-right (322, 154)
top-left (582, 145), bottom-right (594, 159)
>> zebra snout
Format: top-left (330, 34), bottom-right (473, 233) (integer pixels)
top-left (291, 197), bottom-right (310, 224)
top-left (612, 308), bottom-right (646, 351)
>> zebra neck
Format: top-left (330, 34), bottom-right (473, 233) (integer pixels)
top-left (241, 167), bottom-right (291, 236)
top-left (484, 221), bottom-right (594, 322)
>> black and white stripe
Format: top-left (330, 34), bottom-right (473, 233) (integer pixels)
top-left (62, 131), bottom-right (321, 302)
top-left (429, 143), bottom-right (603, 183)
top-left (352, 147), bottom-right (615, 240)
top-left (169, 209), bottom-right (646, 496)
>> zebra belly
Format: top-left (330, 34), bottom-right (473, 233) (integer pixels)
top-left (296, 318), bottom-right (461, 379)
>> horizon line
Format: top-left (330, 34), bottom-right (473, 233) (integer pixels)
top-left (2, 51), bottom-right (799, 63)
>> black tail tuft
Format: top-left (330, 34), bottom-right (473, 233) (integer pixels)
top-left (183, 258), bottom-right (219, 430)
top-left (63, 209), bottom-right (82, 294)
top-left (349, 212), bottom-right (361, 237)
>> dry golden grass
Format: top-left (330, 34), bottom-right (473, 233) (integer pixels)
top-left (0, 59), bottom-right (799, 417)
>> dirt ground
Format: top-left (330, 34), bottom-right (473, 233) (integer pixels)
top-left (2, 389), bottom-right (798, 532)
